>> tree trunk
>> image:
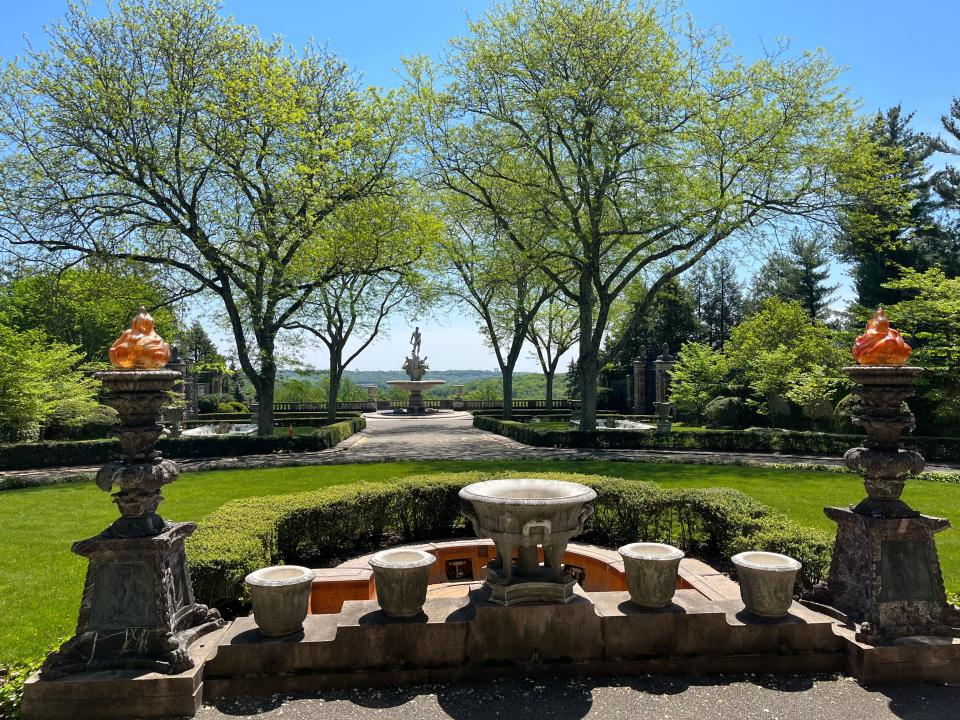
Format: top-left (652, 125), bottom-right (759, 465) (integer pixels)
top-left (256, 366), bottom-right (276, 437)
top-left (576, 272), bottom-right (599, 431)
top-left (544, 371), bottom-right (554, 411)
top-left (327, 352), bottom-right (342, 425)
top-left (502, 369), bottom-right (514, 420)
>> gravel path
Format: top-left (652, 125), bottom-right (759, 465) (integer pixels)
top-left (197, 674), bottom-right (960, 720)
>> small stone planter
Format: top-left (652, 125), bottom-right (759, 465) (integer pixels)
top-left (618, 542), bottom-right (684, 608)
top-left (245, 565), bottom-right (314, 636)
top-left (369, 548), bottom-right (436, 618)
top-left (732, 551), bottom-right (801, 619)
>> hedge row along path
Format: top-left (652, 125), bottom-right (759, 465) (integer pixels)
top-left (3, 413), bottom-right (959, 488)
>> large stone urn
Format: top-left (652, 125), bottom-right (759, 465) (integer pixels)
top-left (40, 308), bottom-right (223, 677)
top-left (732, 551), bottom-right (800, 619)
top-left (246, 565), bottom-right (314, 636)
top-left (618, 542), bottom-right (684, 608)
top-left (459, 478), bottom-right (596, 605)
top-left (368, 548), bottom-right (436, 618)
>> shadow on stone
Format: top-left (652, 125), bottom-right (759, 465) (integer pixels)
top-left (357, 609), bottom-right (429, 625)
top-left (733, 609), bottom-right (805, 625)
top-left (616, 600), bottom-right (687, 615)
top-left (347, 684), bottom-right (424, 709)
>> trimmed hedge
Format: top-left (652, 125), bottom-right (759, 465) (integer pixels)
top-left (186, 471), bottom-right (832, 609)
top-left (0, 418), bottom-right (365, 471)
top-left (473, 415), bottom-right (960, 462)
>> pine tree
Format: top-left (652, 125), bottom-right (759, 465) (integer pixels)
top-left (700, 256), bottom-right (744, 349)
top-left (835, 105), bottom-right (943, 308)
top-left (750, 234), bottom-right (838, 320)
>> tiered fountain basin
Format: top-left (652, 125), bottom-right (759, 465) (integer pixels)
top-left (385, 379), bottom-right (447, 414)
top-left (459, 479), bottom-right (597, 604)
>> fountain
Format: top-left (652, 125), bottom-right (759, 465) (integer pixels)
top-left (459, 478), bottom-right (597, 605)
top-left (385, 325), bottom-right (446, 414)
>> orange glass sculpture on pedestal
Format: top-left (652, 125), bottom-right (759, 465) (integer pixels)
top-left (108, 306), bottom-right (171, 369)
top-left (851, 307), bottom-right (911, 366)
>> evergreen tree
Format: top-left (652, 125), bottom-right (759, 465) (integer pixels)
top-left (178, 322), bottom-right (223, 370)
top-left (605, 279), bottom-right (700, 371)
top-left (701, 256), bottom-right (744, 349)
top-left (835, 106), bottom-right (943, 308)
top-left (750, 233), bottom-right (838, 320)
top-left (931, 98), bottom-right (960, 277)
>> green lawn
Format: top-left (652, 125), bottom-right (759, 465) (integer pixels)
top-left (1, 459), bottom-right (957, 666)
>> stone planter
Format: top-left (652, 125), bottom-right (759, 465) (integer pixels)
top-left (618, 542), bottom-right (684, 608)
top-left (369, 548), bottom-right (436, 618)
top-left (731, 551), bottom-right (801, 619)
top-left (245, 565), bottom-right (314, 636)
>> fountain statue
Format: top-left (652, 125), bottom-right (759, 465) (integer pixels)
top-left (386, 326), bottom-right (446, 413)
top-left (460, 478), bottom-right (597, 605)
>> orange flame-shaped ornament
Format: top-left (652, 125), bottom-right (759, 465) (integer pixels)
top-left (109, 306), bottom-right (171, 369)
top-left (851, 307), bottom-right (911, 366)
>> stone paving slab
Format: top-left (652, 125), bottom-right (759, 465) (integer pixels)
top-left (197, 674), bottom-right (960, 720)
top-left (3, 414), bottom-right (958, 487)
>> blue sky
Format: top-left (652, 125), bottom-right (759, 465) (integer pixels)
top-left (1, 1), bottom-right (956, 371)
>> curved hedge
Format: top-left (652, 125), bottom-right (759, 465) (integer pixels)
top-left (0, 417), bottom-right (365, 471)
top-left (473, 415), bottom-right (960, 461)
top-left (186, 471), bottom-right (832, 609)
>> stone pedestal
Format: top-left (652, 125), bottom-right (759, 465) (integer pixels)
top-left (364, 384), bottom-right (378, 412)
top-left (823, 364), bottom-right (956, 642)
top-left (825, 507), bottom-right (952, 643)
top-left (41, 523), bottom-right (222, 676)
top-left (654, 401), bottom-right (673, 432)
top-left (36, 367), bottom-right (223, 680)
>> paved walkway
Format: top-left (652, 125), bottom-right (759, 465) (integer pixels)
top-left (2, 414), bottom-right (958, 487)
top-left (198, 674), bottom-right (959, 720)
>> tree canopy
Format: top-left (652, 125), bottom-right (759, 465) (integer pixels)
top-left (408, 0), bottom-right (854, 428)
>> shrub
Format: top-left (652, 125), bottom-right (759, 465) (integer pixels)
top-left (187, 471), bottom-right (832, 609)
top-left (472, 415), bottom-right (960, 461)
top-left (704, 396), bottom-right (750, 429)
top-left (197, 393), bottom-right (233, 413)
top-left (42, 404), bottom-right (118, 441)
top-left (0, 418), bottom-right (364, 470)
top-left (216, 401), bottom-right (248, 414)
top-left (833, 393), bottom-right (862, 434)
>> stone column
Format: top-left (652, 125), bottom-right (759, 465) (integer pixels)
top-left (365, 384), bottom-right (378, 412)
top-left (39, 309), bottom-right (223, 677)
top-left (653, 345), bottom-right (675, 431)
top-left (631, 357), bottom-right (646, 414)
top-left (453, 384), bottom-right (465, 410)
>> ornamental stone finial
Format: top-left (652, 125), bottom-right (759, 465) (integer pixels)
top-left (852, 307), bottom-right (911, 366)
top-left (108, 306), bottom-right (171, 369)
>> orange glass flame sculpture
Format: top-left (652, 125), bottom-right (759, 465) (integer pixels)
top-left (108, 306), bottom-right (171, 369)
top-left (851, 307), bottom-right (911, 366)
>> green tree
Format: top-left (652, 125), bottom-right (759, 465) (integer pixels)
top-left (0, 324), bottom-right (99, 441)
top-left (439, 197), bottom-right (559, 420)
top-left (0, 265), bottom-right (175, 363)
top-left (408, 0), bottom-right (853, 429)
top-left (749, 233), bottom-right (838, 320)
top-left (283, 194), bottom-right (438, 423)
top-left (526, 297), bottom-right (579, 410)
top-left (700, 256), bottom-right (745, 349)
top-left (178, 321), bottom-right (224, 371)
top-left (606, 278), bottom-right (700, 370)
top-left (669, 341), bottom-right (729, 421)
top-left (0, 0), bottom-right (407, 435)
top-left (725, 298), bottom-right (847, 422)
top-left (835, 106), bottom-right (943, 309)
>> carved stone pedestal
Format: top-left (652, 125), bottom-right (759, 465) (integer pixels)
top-left (824, 507), bottom-right (952, 643)
top-left (484, 566), bottom-right (578, 606)
top-left (42, 523), bottom-right (223, 676)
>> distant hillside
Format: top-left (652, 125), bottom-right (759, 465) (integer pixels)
top-left (274, 369), bottom-right (568, 401)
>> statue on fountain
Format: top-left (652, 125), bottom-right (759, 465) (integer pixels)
top-left (403, 326), bottom-right (429, 381)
